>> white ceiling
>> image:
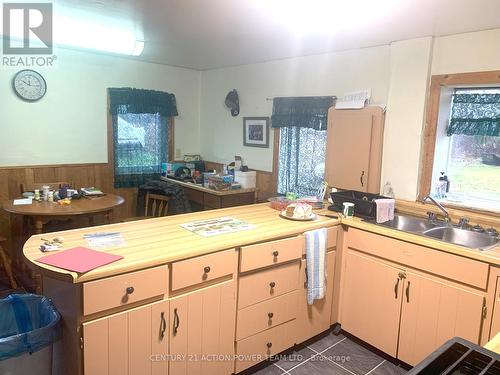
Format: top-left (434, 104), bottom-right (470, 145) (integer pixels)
top-left (58, 0), bottom-right (500, 70)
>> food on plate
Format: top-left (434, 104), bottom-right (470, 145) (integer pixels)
top-left (284, 202), bottom-right (313, 219)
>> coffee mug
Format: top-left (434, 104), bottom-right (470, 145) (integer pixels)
top-left (342, 202), bottom-right (355, 219)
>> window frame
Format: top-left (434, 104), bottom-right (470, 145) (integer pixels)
top-left (106, 96), bottom-right (175, 185)
top-left (419, 70), bottom-right (500, 204)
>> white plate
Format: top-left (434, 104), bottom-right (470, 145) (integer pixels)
top-left (279, 211), bottom-right (317, 221)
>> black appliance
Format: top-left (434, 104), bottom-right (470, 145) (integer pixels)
top-left (408, 337), bottom-right (499, 374)
top-left (329, 190), bottom-right (387, 219)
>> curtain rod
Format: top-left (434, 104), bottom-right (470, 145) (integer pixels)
top-left (265, 95), bottom-right (337, 101)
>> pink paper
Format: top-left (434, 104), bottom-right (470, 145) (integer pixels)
top-left (37, 247), bottom-right (123, 273)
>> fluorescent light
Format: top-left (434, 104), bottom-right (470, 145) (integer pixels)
top-left (54, 9), bottom-right (145, 56)
top-left (1, 4), bottom-right (145, 56)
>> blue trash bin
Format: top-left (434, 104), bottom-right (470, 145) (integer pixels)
top-left (0, 294), bottom-right (61, 375)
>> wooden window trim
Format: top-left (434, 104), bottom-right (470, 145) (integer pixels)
top-left (418, 70), bottom-right (500, 201)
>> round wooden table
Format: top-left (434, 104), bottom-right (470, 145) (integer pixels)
top-left (3, 194), bottom-right (125, 234)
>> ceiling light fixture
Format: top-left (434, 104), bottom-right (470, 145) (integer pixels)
top-left (1, 5), bottom-right (145, 56)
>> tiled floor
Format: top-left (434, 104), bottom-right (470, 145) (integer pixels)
top-left (247, 331), bottom-right (408, 375)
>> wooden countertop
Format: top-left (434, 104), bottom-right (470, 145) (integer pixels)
top-left (160, 176), bottom-right (256, 196)
top-left (342, 217), bottom-right (500, 266)
top-left (484, 332), bottom-right (500, 354)
top-left (23, 203), bottom-right (500, 283)
top-left (23, 203), bottom-right (339, 283)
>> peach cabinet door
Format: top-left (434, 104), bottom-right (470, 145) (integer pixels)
top-left (296, 251), bottom-right (335, 344)
top-left (490, 276), bottom-right (500, 339)
top-left (83, 299), bottom-right (169, 375)
top-left (398, 272), bottom-right (485, 366)
top-left (341, 250), bottom-right (403, 357)
top-left (169, 280), bottom-right (236, 375)
top-left (325, 108), bottom-right (373, 192)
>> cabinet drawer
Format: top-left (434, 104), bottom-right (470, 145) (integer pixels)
top-left (83, 266), bottom-right (168, 316)
top-left (237, 290), bottom-right (298, 340)
top-left (348, 228), bottom-right (489, 289)
top-left (203, 193), bottom-right (221, 209)
top-left (236, 320), bottom-right (297, 373)
top-left (171, 249), bottom-right (235, 291)
top-left (238, 261), bottom-right (300, 309)
top-left (240, 236), bottom-right (303, 273)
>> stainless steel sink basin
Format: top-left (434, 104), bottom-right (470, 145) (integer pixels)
top-left (422, 227), bottom-right (499, 250)
top-left (379, 214), bottom-right (437, 233)
top-left (374, 214), bottom-right (499, 251)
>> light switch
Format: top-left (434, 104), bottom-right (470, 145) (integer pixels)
top-left (175, 148), bottom-right (181, 158)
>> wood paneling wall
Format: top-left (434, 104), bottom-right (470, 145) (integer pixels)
top-left (0, 160), bottom-right (277, 256)
top-left (0, 164), bottom-right (138, 256)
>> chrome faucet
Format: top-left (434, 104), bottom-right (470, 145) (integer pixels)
top-left (421, 195), bottom-right (450, 222)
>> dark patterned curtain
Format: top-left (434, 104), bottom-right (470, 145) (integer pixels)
top-left (271, 96), bottom-right (334, 130)
top-left (109, 88), bottom-right (178, 188)
top-left (109, 88), bottom-right (178, 117)
top-left (448, 94), bottom-right (500, 137)
top-left (277, 127), bottom-right (327, 196)
top-left (273, 96), bottom-right (332, 196)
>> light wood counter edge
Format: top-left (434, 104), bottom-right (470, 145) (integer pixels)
top-left (484, 332), bottom-right (500, 354)
top-left (23, 204), bottom-right (339, 283)
top-left (22, 202), bottom-right (500, 284)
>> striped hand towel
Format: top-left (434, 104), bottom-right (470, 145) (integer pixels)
top-left (305, 228), bottom-right (328, 305)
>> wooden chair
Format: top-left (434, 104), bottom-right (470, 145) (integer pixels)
top-left (0, 236), bottom-right (18, 289)
top-left (145, 193), bottom-right (171, 217)
top-left (20, 181), bottom-right (72, 194)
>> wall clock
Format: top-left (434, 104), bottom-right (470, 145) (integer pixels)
top-left (12, 69), bottom-right (47, 102)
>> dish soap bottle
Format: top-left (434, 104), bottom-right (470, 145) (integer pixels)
top-left (439, 172), bottom-right (450, 194)
top-left (382, 181), bottom-right (395, 198)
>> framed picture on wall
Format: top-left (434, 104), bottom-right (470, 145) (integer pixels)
top-left (243, 117), bottom-right (269, 148)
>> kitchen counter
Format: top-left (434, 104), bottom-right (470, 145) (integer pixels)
top-left (485, 332), bottom-right (500, 354)
top-left (22, 203), bottom-right (339, 283)
top-left (160, 176), bottom-right (256, 196)
top-left (343, 217), bottom-right (500, 266)
top-left (22, 203), bottom-right (500, 284)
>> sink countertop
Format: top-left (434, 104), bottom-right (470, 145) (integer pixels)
top-left (342, 216), bottom-right (500, 266)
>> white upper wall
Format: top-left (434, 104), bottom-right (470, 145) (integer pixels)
top-left (200, 46), bottom-right (391, 172)
top-left (432, 28), bottom-right (500, 74)
top-left (0, 48), bottom-right (201, 167)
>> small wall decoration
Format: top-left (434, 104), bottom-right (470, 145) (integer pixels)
top-left (225, 89), bottom-right (240, 116)
top-left (243, 117), bottom-right (269, 148)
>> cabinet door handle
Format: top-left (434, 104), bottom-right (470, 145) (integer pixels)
top-left (160, 312), bottom-right (167, 340)
top-left (173, 308), bottom-right (180, 336)
top-left (272, 250), bottom-right (279, 257)
top-left (269, 281), bottom-right (276, 289)
top-left (406, 281), bottom-right (411, 303)
top-left (268, 312), bottom-right (274, 319)
top-left (266, 342), bottom-right (273, 349)
top-left (204, 266), bottom-right (211, 274)
top-left (360, 171), bottom-right (365, 187)
top-left (394, 277), bottom-right (400, 299)
top-left (126, 286), bottom-right (134, 295)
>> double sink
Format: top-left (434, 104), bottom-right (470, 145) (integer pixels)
top-left (376, 214), bottom-right (499, 251)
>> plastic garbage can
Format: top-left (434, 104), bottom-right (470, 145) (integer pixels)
top-left (0, 294), bottom-right (61, 375)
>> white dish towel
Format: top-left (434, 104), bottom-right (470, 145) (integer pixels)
top-left (305, 228), bottom-right (328, 305)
